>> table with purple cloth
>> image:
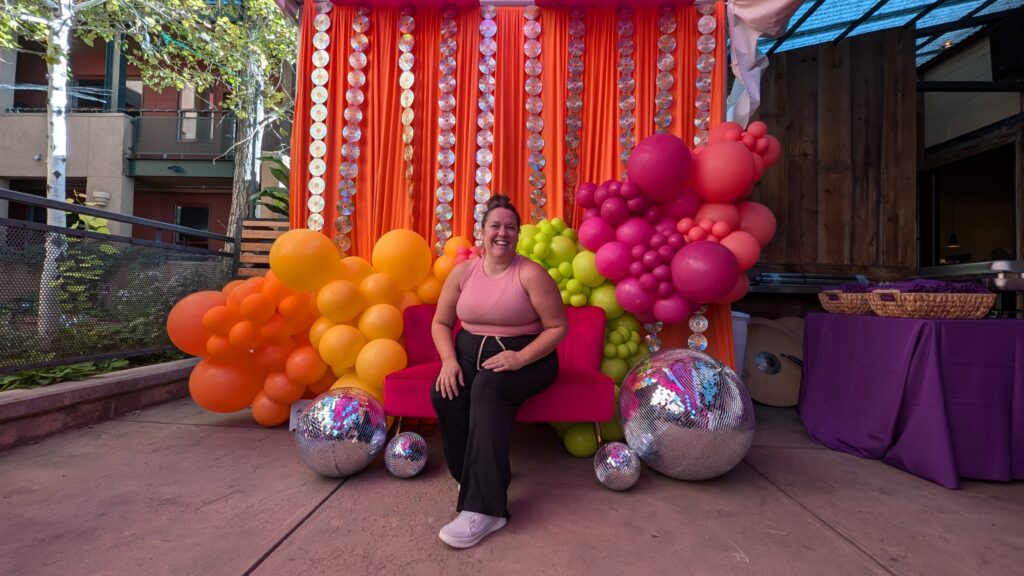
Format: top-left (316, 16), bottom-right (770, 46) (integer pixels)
top-left (798, 312), bottom-right (1024, 489)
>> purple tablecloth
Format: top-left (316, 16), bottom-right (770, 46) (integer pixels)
top-left (798, 312), bottom-right (1024, 489)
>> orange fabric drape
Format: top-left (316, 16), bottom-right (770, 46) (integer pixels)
top-left (290, 2), bottom-right (734, 368)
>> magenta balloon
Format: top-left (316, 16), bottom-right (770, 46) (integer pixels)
top-left (600, 196), bottom-right (630, 226)
top-left (578, 216), bottom-right (615, 251)
top-left (657, 245), bottom-right (675, 263)
top-left (626, 133), bottom-right (693, 203)
top-left (639, 273), bottom-right (658, 292)
top-left (630, 244), bottom-right (646, 260)
top-left (653, 294), bottom-right (693, 325)
top-left (620, 180), bottom-right (640, 199)
top-left (594, 241), bottom-right (631, 281)
top-left (625, 195), bottom-right (650, 215)
top-left (615, 217), bottom-right (655, 248)
top-left (583, 207), bottom-right (601, 221)
top-left (736, 201), bottom-right (777, 247)
top-left (642, 251), bottom-right (660, 270)
top-left (670, 241), bottom-right (740, 303)
top-left (656, 281), bottom-right (674, 299)
top-left (577, 182), bottom-right (597, 208)
top-left (689, 140), bottom-right (756, 204)
top-left (629, 261), bottom-right (645, 278)
top-left (607, 181), bottom-right (622, 197)
top-left (653, 264), bottom-right (671, 281)
top-left (615, 277), bottom-right (655, 316)
top-left (660, 187), bottom-right (701, 220)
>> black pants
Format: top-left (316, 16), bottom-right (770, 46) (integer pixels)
top-left (430, 329), bottom-right (558, 518)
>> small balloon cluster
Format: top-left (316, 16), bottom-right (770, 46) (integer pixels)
top-left (576, 125), bottom-right (780, 325)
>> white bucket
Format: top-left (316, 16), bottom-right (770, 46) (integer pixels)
top-left (731, 311), bottom-right (751, 371)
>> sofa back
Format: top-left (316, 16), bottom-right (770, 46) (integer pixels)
top-left (402, 304), bottom-right (606, 371)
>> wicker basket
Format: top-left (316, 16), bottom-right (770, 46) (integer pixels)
top-left (867, 289), bottom-right (996, 319)
top-left (818, 290), bottom-right (874, 315)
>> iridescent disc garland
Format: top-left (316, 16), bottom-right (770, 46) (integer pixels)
top-left (644, 321), bottom-right (663, 354)
top-left (473, 5), bottom-right (498, 244)
top-left (693, 1), bottom-right (717, 148)
top-left (307, 2), bottom-right (333, 232)
top-left (523, 5), bottom-right (547, 223)
top-left (654, 6), bottom-right (677, 133)
top-left (687, 305), bottom-right (709, 351)
top-left (616, 7), bottom-right (636, 175)
top-left (434, 7), bottom-right (458, 255)
top-left (563, 8), bottom-right (585, 228)
top-left (397, 7), bottom-right (417, 224)
top-left (335, 6), bottom-right (371, 254)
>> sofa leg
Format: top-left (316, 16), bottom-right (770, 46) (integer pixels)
top-left (592, 422), bottom-right (604, 447)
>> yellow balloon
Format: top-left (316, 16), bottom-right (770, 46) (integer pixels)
top-left (433, 254), bottom-right (457, 283)
top-left (396, 290), bottom-right (422, 312)
top-left (330, 370), bottom-right (362, 389)
top-left (359, 273), bottom-right (399, 307)
top-left (316, 279), bottom-right (363, 323)
top-left (358, 304), bottom-right (404, 341)
top-left (371, 229), bottom-right (432, 290)
top-left (355, 338), bottom-right (408, 390)
top-left (341, 256), bottom-right (374, 286)
top-left (308, 315), bottom-right (335, 349)
top-left (416, 275), bottom-right (443, 305)
top-left (269, 229), bottom-right (344, 293)
top-left (318, 324), bottom-right (366, 369)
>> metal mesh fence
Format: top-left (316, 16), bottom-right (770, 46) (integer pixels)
top-left (0, 220), bottom-right (234, 373)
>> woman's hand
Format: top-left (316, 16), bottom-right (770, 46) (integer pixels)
top-left (435, 359), bottom-right (464, 399)
top-left (482, 350), bottom-right (526, 373)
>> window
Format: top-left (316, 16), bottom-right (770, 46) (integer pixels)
top-left (125, 79), bottom-right (143, 110)
top-left (175, 205), bottom-right (210, 249)
top-left (177, 84), bottom-right (215, 141)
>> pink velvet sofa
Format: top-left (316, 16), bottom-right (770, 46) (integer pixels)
top-left (384, 304), bottom-right (615, 428)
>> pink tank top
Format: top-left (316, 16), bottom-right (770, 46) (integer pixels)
top-left (456, 255), bottom-right (543, 337)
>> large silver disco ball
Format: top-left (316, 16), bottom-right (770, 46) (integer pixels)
top-left (619, 348), bottom-right (755, 481)
top-left (384, 431), bottom-right (428, 478)
top-left (593, 441), bottom-right (641, 491)
top-left (295, 388), bottom-right (387, 478)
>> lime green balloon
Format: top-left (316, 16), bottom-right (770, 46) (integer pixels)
top-left (571, 251), bottom-right (605, 288)
top-left (557, 261), bottom-right (573, 278)
top-left (611, 313), bottom-right (641, 333)
top-left (547, 235), bottom-right (578, 266)
top-left (604, 342), bottom-right (617, 358)
top-left (532, 241), bottom-right (550, 259)
top-left (566, 279), bottom-right (583, 294)
top-left (539, 222), bottom-right (555, 237)
top-left (608, 331), bottom-right (624, 345)
top-left (548, 267), bottom-right (562, 284)
top-left (616, 343), bottom-right (631, 360)
top-left (599, 419), bottom-right (625, 442)
top-left (562, 228), bottom-right (578, 243)
top-left (569, 294), bottom-right (588, 307)
top-left (534, 232), bottom-right (549, 245)
top-left (563, 423), bottom-right (598, 457)
top-left (589, 283), bottom-right (623, 320)
top-left (627, 340), bottom-right (639, 355)
top-left (601, 357), bottom-right (629, 384)
top-left (520, 224), bottom-right (538, 240)
top-left (560, 290), bottom-right (571, 305)
top-left (629, 331), bottom-right (641, 344)
top-left (550, 217), bottom-right (567, 233)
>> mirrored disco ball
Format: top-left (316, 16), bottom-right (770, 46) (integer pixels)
top-left (619, 348), bottom-right (755, 481)
top-left (593, 441), bottom-right (641, 491)
top-left (295, 388), bottom-right (388, 478)
top-left (384, 431), bottom-right (428, 478)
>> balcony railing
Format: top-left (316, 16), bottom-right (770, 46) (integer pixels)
top-left (129, 109), bottom-right (237, 159)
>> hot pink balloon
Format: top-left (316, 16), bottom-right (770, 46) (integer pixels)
top-left (653, 294), bottom-right (694, 325)
top-left (615, 277), bottom-right (655, 316)
top-left (615, 216), bottom-right (655, 248)
top-left (626, 133), bottom-right (693, 202)
top-left (720, 230), bottom-right (762, 271)
top-left (737, 201), bottom-right (777, 247)
top-left (595, 242), bottom-right (631, 281)
top-left (600, 196), bottom-right (630, 226)
top-left (659, 187), bottom-right (701, 220)
top-left (695, 203), bottom-right (741, 230)
top-left (716, 273), bottom-right (750, 304)
top-left (671, 241), bottom-right (740, 303)
top-left (578, 216), bottom-right (615, 251)
top-left (689, 140), bottom-right (756, 204)
top-left (577, 182), bottom-right (597, 208)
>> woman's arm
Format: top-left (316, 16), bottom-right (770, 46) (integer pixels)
top-left (482, 259), bottom-right (567, 372)
top-left (432, 260), bottom-right (470, 398)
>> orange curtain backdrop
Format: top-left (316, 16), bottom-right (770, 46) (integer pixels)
top-left (290, 2), bottom-right (734, 369)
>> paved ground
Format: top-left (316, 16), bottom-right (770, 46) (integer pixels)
top-left (1, 398), bottom-right (1022, 576)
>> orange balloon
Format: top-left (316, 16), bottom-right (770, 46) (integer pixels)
top-left (228, 320), bottom-right (263, 350)
top-left (269, 228), bottom-right (345, 293)
top-left (261, 271), bottom-right (295, 304)
top-left (202, 305), bottom-right (239, 336)
top-left (358, 304), bottom-right (403, 341)
top-left (317, 279), bottom-right (363, 322)
top-left (355, 338), bottom-right (408, 390)
top-left (240, 293), bottom-right (276, 324)
top-left (395, 290), bottom-right (422, 312)
top-left (250, 392), bottom-right (290, 427)
top-left (188, 356), bottom-right (262, 413)
top-left (285, 345), bottom-right (328, 386)
top-left (359, 273), bottom-right (399, 307)
top-left (263, 371), bottom-right (305, 404)
top-left (260, 313), bottom-right (292, 340)
top-left (340, 256), bottom-right (373, 286)
top-left (308, 371), bottom-right (335, 395)
top-left (371, 229), bottom-right (432, 290)
top-left (308, 315), bottom-right (336, 349)
top-left (443, 236), bottom-right (473, 257)
top-left (278, 293), bottom-right (312, 324)
top-left (254, 338), bottom-right (297, 372)
top-left (206, 334), bottom-right (240, 359)
top-left (433, 254), bottom-right (457, 283)
top-left (226, 277), bottom-right (266, 310)
top-left (167, 290), bottom-right (226, 356)
top-left (416, 275), bottom-right (443, 305)
top-left (318, 325), bottom-right (366, 369)
top-left (222, 279), bottom-right (245, 296)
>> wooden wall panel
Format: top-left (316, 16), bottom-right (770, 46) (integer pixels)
top-left (817, 41), bottom-right (852, 264)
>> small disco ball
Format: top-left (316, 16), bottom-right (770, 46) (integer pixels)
top-left (619, 348), bottom-right (755, 481)
top-left (295, 388), bottom-right (387, 478)
top-left (384, 432), bottom-right (428, 478)
top-left (593, 442), bottom-right (641, 491)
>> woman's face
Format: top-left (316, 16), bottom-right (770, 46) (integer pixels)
top-left (483, 207), bottom-right (519, 258)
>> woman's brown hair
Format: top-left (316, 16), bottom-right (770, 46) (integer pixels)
top-left (483, 194), bottom-right (521, 228)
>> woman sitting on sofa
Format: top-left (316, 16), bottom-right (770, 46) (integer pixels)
top-left (430, 194), bottom-right (567, 549)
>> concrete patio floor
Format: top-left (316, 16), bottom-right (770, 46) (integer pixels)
top-left (1, 399), bottom-right (1022, 576)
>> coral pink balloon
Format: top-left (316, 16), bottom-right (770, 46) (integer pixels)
top-left (711, 221), bottom-right (732, 239)
top-left (709, 121), bottom-right (743, 143)
top-left (595, 242), bottom-right (632, 281)
top-left (626, 133), bottom-right (693, 202)
top-left (653, 294), bottom-right (694, 325)
top-left (762, 135), bottom-right (781, 167)
top-left (578, 217), bottom-right (615, 251)
top-left (600, 196), bottom-right (630, 226)
top-left (671, 241), bottom-right (740, 303)
top-left (716, 273), bottom-right (750, 304)
top-left (690, 140), bottom-right (757, 203)
top-left (677, 218), bottom-right (695, 234)
top-left (747, 121), bottom-right (768, 138)
top-left (696, 203), bottom-right (741, 230)
top-left (737, 201), bottom-right (777, 247)
top-left (659, 187), bottom-right (701, 220)
top-left (615, 217), bottom-right (655, 248)
top-left (752, 153), bottom-right (765, 181)
top-left (687, 226), bottom-right (707, 242)
top-left (578, 182), bottom-right (597, 208)
top-left (615, 277), bottom-right (655, 316)
top-left (720, 230), bottom-right (762, 271)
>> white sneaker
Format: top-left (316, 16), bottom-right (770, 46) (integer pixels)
top-left (438, 511), bottom-right (507, 548)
